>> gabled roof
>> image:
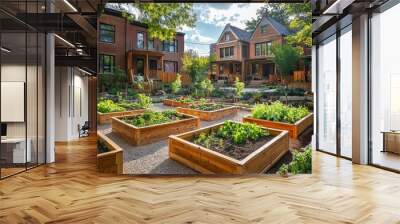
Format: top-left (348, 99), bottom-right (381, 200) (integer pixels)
top-left (217, 23), bottom-right (252, 43)
top-left (254, 15), bottom-right (291, 37)
top-left (228, 24), bottom-right (252, 42)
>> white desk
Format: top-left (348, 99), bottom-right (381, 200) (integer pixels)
top-left (1, 138), bottom-right (31, 163)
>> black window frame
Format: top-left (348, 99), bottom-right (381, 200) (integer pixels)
top-left (137, 32), bottom-right (144, 49)
top-left (220, 46), bottom-right (234, 58)
top-left (255, 42), bottom-right (272, 56)
top-left (99, 23), bottom-right (115, 43)
top-left (99, 54), bottom-right (115, 74)
top-left (162, 39), bottom-right (177, 53)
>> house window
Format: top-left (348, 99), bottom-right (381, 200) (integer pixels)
top-left (164, 61), bottom-right (178, 73)
top-left (99, 23), bottom-right (115, 43)
top-left (149, 59), bottom-right (158, 70)
top-left (261, 25), bottom-right (268, 34)
top-left (255, 42), bottom-right (272, 56)
top-left (162, 39), bottom-right (177, 52)
top-left (99, 54), bottom-right (115, 74)
top-left (220, 46), bottom-right (234, 58)
top-left (224, 33), bottom-right (231, 41)
top-left (148, 38), bottom-right (154, 50)
top-left (242, 45), bottom-right (248, 57)
top-left (235, 64), bottom-right (240, 73)
top-left (137, 32), bottom-right (144, 49)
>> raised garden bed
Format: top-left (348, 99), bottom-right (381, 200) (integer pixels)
top-left (243, 102), bottom-right (313, 138)
top-left (169, 121), bottom-right (289, 174)
top-left (163, 97), bottom-right (208, 107)
top-left (244, 113), bottom-right (313, 138)
top-left (98, 109), bottom-right (147, 124)
top-left (112, 111), bottom-right (200, 146)
top-left (97, 132), bottom-right (123, 174)
top-left (177, 104), bottom-right (238, 121)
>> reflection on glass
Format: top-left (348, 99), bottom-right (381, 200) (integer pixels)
top-left (340, 27), bottom-right (352, 158)
top-left (317, 35), bottom-right (337, 154)
top-left (371, 3), bottom-right (400, 171)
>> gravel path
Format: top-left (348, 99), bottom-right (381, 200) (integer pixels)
top-left (99, 103), bottom-right (250, 174)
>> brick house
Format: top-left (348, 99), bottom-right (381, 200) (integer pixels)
top-left (211, 15), bottom-right (310, 84)
top-left (98, 8), bottom-right (185, 84)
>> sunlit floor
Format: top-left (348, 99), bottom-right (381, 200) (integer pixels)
top-left (372, 150), bottom-right (400, 171)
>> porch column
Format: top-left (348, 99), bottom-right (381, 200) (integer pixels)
top-left (145, 53), bottom-right (149, 80)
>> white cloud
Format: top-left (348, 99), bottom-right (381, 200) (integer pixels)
top-left (186, 30), bottom-right (214, 43)
top-left (195, 3), bottom-right (263, 29)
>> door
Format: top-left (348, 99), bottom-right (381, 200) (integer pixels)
top-left (135, 58), bottom-right (144, 76)
top-left (262, 64), bottom-right (270, 79)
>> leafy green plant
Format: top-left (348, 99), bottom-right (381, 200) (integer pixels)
top-left (251, 101), bottom-right (309, 124)
top-left (216, 121), bottom-right (268, 145)
top-left (278, 146), bottom-right (312, 176)
top-left (175, 96), bottom-right (195, 103)
top-left (136, 94), bottom-right (152, 109)
top-left (234, 77), bottom-right (245, 99)
top-left (97, 99), bottom-right (125, 113)
top-left (122, 110), bottom-right (185, 127)
top-left (182, 52), bottom-right (210, 84)
top-left (171, 74), bottom-right (182, 94)
top-left (190, 103), bottom-right (225, 111)
top-left (199, 78), bottom-right (214, 97)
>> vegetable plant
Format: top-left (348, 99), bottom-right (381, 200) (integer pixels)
top-left (121, 110), bottom-right (185, 127)
top-left (278, 145), bottom-right (312, 176)
top-left (97, 99), bottom-right (125, 113)
top-left (189, 103), bottom-right (225, 111)
top-left (251, 101), bottom-right (309, 124)
top-left (209, 121), bottom-right (267, 145)
top-left (136, 94), bottom-right (152, 109)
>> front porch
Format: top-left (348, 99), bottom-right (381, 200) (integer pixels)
top-left (127, 50), bottom-right (181, 84)
top-left (245, 58), bottom-right (277, 83)
top-left (213, 60), bottom-right (245, 84)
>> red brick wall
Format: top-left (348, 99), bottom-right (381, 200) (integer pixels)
top-left (98, 13), bottom-right (184, 74)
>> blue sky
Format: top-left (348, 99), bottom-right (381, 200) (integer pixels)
top-left (181, 3), bottom-right (264, 56)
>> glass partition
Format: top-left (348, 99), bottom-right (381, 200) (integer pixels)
top-left (339, 26), bottom-right (352, 158)
top-left (317, 35), bottom-right (337, 154)
top-left (370, 3), bottom-right (400, 171)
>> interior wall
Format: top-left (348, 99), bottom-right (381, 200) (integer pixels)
top-left (55, 66), bottom-right (89, 141)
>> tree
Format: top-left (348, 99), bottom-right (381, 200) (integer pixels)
top-left (182, 52), bottom-right (210, 84)
top-left (284, 3), bottom-right (312, 50)
top-left (271, 44), bottom-right (300, 103)
top-left (171, 74), bottom-right (182, 95)
top-left (115, 3), bottom-right (196, 41)
top-left (245, 4), bottom-right (288, 33)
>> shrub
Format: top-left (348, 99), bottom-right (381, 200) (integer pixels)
top-left (136, 94), bottom-right (152, 109)
top-left (251, 101), bottom-right (309, 124)
top-left (234, 77), bottom-right (245, 98)
top-left (200, 78), bottom-right (214, 97)
top-left (97, 99), bottom-right (125, 113)
top-left (278, 146), bottom-right (312, 175)
top-left (171, 74), bottom-right (182, 94)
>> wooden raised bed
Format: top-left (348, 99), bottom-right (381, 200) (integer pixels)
top-left (176, 106), bottom-right (238, 121)
top-left (168, 122), bottom-right (289, 174)
top-left (163, 99), bottom-right (194, 107)
top-left (111, 113), bottom-right (200, 146)
top-left (97, 131), bottom-right (123, 174)
top-left (243, 113), bottom-right (313, 138)
top-left (97, 109), bottom-right (147, 124)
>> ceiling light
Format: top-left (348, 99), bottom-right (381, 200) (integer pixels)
top-left (1, 47), bottom-right (11, 53)
top-left (54, 34), bottom-right (75, 48)
top-left (78, 67), bottom-right (92, 76)
top-left (63, 0), bottom-right (78, 12)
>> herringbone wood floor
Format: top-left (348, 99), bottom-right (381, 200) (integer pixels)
top-left (0, 136), bottom-right (399, 224)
